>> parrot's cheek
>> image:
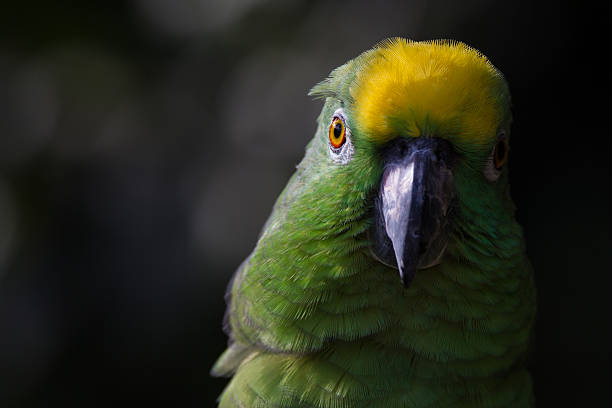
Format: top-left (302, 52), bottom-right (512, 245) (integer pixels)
top-left (370, 137), bottom-right (456, 287)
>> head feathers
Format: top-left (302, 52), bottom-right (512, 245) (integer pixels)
top-left (312, 38), bottom-right (511, 146)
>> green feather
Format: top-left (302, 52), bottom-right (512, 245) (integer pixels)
top-left (213, 39), bottom-right (536, 407)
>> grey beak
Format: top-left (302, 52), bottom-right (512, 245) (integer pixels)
top-left (370, 137), bottom-right (455, 287)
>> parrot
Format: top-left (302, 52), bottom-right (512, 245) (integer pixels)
top-left (211, 38), bottom-right (536, 407)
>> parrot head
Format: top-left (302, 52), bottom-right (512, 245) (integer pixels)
top-left (307, 38), bottom-right (513, 287)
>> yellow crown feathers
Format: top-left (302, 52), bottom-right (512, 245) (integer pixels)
top-left (350, 38), bottom-right (510, 145)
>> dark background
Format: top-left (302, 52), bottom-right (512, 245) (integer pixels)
top-left (0, 1), bottom-right (608, 406)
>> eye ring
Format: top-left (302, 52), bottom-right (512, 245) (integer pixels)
top-left (327, 109), bottom-right (354, 165)
top-left (483, 131), bottom-right (508, 182)
top-left (493, 135), bottom-right (509, 170)
top-left (329, 116), bottom-right (346, 149)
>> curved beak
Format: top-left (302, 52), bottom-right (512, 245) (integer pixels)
top-left (370, 137), bottom-right (455, 287)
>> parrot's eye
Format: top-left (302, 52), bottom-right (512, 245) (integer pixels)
top-left (329, 117), bottom-right (346, 149)
top-left (484, 131), bottom-right (508, 182)
top-left (327, 109), bottom-right (354, 164)
top-left (493, 136), bottom-right (509, 170)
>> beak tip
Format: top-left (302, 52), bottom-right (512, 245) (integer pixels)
top-left (399, 265), bottom-right (415, 288)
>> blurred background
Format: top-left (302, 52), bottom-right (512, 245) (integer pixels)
top-left (0, 0), bottom-right (608, 406)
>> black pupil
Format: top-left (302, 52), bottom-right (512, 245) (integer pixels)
top-left (333, 121), bottom-right (343, 138)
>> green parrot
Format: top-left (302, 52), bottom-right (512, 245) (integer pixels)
top-left (211, 38), bottom-right (536, 407)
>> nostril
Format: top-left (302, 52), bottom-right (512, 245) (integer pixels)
top-left (398, 143), bottom-right (408, 156)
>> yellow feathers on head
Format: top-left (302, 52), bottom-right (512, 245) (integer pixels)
top-left (350, 38), bottom-right (510, 145)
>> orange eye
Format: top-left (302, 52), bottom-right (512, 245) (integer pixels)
top-left (329, 117), bottom-right (346, 149)
top-left (493, 136), bottom-right (509, 170)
